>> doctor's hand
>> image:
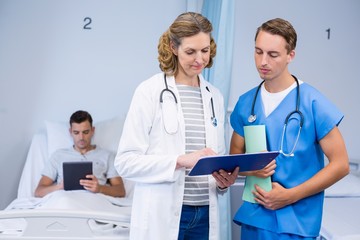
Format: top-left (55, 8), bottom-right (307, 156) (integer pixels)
top-left (253, 182), bottom-right (296, 210)
top-left (241, 159), bottom-right (276, 178)
top-left (212, 167), bottom-right (240, 189)
top-left (176, 148), bottom-right (217, 169)
top-left (80, 174), bottom-right (101, 193)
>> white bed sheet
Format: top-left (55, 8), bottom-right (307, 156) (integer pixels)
top-left (17, 131), bottom-right (48, 198)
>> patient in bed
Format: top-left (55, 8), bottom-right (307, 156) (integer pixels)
top-left (34, 110), bottom-right (125, 198)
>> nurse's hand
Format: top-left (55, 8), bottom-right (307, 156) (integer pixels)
top-left (241, 159), bottom-right (276, 178)
top-left (176, 148), bottom-right (217, 169)
top-left (253, 182), bottom-right (296, 210)
top-left (212, 167), bottom-right (240, 189)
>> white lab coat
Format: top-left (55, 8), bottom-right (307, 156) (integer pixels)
top-left (115, 73), bottom-right (226, 240)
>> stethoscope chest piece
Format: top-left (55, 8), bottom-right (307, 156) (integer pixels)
top-left (211, 117), bottom-right (217, 127)
top-left (248, 114), bottom-right (256, 123)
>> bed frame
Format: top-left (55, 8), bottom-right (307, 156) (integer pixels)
top-left (0, 208), bottom-right (131, 239)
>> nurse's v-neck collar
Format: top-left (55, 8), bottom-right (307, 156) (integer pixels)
top-left (261, 80), bottom-right (303, 117)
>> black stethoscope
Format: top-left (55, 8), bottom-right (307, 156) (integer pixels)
top-left (160, 74), bottom-right (217, 130)
top-left (248, 75), bottom-right (304, 157)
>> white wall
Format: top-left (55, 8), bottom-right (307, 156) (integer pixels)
top-left (0, 0), bottom-right (186, 209)
top-left (230, 0), bottom-right (360, 160)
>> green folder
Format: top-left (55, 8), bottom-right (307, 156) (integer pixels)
top-left (242, 125), bottom-right (272, 203)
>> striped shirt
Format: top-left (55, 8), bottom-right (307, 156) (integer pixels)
top-left (177, 84), bottom-right (209, 206)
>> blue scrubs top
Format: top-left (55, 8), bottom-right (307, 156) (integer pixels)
top-left (230, 82), bottom-right (343, 237)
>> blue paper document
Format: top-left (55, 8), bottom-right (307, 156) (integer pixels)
top-left (188, 151), bottom-right (279, 176)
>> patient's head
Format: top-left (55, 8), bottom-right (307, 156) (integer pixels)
top-left (69, 110), bottom-right (95, 153)
top-left (70, 110), bottom-right (93, 127)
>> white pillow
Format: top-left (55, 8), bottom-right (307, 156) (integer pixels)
top-left (45, 116), bottom-right (124, 157)
top-left (45, 120), bottom-right (72, 158)
top-left (325, 173), bottom-right (360, 197)
top-left (92, 117), bottom-right (124, 154)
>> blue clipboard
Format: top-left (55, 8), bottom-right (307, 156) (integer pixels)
top-left (188, 151), bottom-right (279, 176)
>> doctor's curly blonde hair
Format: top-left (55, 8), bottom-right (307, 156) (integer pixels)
top-left (158, 12), bottom-right (216, 76)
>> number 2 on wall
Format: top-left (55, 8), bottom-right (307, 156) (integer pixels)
top-left (83, 17), bottom-right (92, 30)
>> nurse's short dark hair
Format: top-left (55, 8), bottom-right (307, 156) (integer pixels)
top-left (255, 18), bottom-right (297, 54)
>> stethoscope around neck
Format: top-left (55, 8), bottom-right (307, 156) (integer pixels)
top-left (248, 75), bottom-right (304, 157)
top-left (160, 74), bottom-right (217, 134)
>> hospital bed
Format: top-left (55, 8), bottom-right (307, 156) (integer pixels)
top-left (319, 161), bottom-right (360, 240)
top-left (0, 117), bottom-right (134, 239)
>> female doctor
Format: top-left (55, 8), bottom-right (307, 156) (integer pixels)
top-left (115, 12), bottom-right (240, 240)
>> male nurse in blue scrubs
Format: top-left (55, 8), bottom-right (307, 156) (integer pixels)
top-left (230, 18), bottom-right (349, 240)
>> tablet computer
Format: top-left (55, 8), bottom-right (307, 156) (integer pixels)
top-left (63, 161), bottom-right (93, 190)
top-left (188, 151), bottom-right (279, 176)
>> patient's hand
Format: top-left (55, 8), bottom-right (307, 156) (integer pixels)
top-left (80, 175), bottom-right (101, 193)
top-left (241, 159), bottom-right (276, 178)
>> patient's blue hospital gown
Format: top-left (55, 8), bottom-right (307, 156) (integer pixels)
top-left (230, 82), bottom-right (343, 239)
